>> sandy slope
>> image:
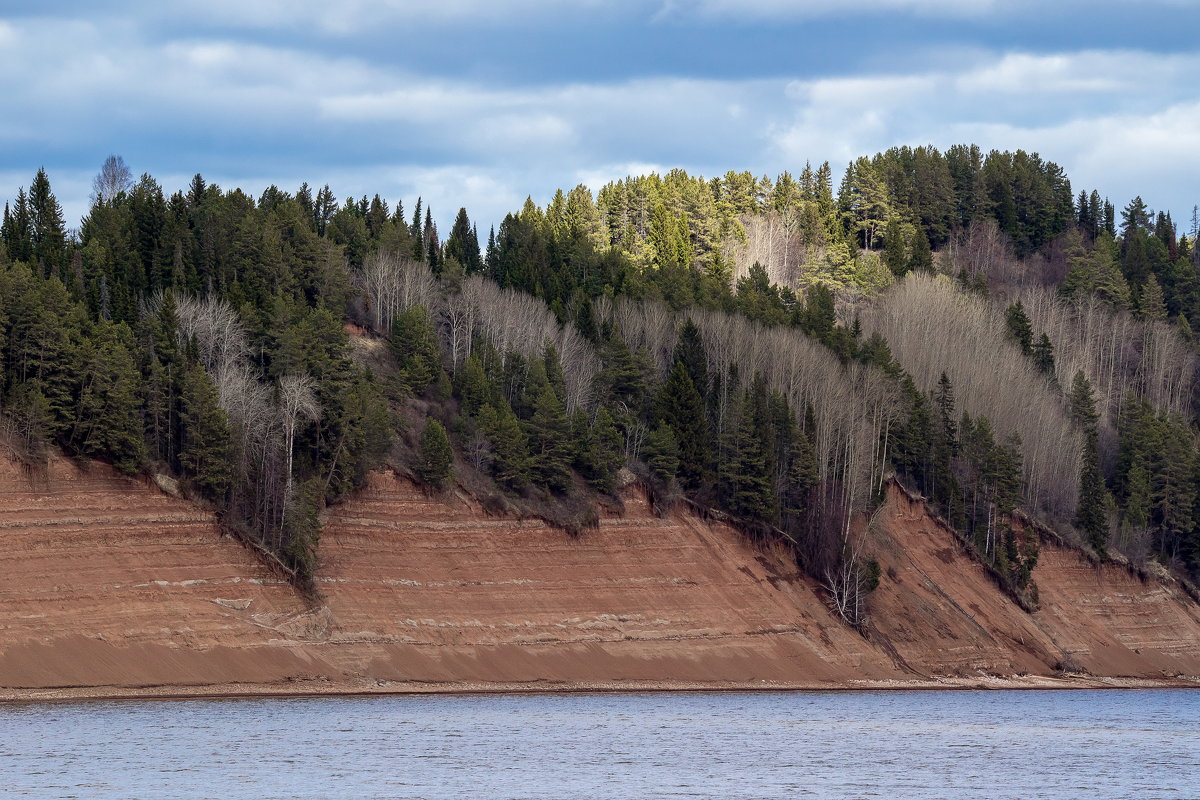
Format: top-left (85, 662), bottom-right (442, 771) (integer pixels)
top-left (1, 457), bottom-right (1198, 701)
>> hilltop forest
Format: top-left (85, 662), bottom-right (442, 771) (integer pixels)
top-left (1, 146), bottom-right (1197, 621)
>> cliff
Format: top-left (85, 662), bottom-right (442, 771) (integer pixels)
top-left (2, 457), bottom-right (1198, 700)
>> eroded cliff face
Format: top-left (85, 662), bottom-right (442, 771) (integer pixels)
top-left (867, 488), bottom-right (1200, 679)
top-left (1, 458), bottom-right (1198, 699)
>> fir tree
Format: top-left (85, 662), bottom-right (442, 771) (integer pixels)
top-left (389, 305), bottom-right (441, 393)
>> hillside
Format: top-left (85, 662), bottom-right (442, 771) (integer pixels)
top-left (3, 455), bottom-right (1198, 701)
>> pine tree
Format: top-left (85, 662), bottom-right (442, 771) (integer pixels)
top-left (883, 218), bottom-right (908, 276)
top-left (1138, 275), bottom-right (1168, 320)
top-left (416, 419), bottom-right (453, 488)
top-left (721, 401), bottom-right (776, 523)
top-left (28, 168), bottom-right (67, 278)
top-left (579, 407), bottom-right (624, 493)
top-left (72, 322), bottom-right (146, 474)
top-left (457, 354), bottom-right (489, 415)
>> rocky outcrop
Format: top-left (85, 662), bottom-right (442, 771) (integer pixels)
top-left (1, 457), bottom-right (1198, 699)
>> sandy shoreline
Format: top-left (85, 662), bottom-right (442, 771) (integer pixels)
top-left (5, 674), bottom-right (1198, 704)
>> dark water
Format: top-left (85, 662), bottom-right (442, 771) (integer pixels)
top-left (2, 689), bottom-right (1197, 799)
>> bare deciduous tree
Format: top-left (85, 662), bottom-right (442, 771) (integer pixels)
top-left (860, 273), bottom-right (1082, 520)
top-left (91, 155), bottom-right (133, 205)
top-left (278, 374), bottom-right (320, 507)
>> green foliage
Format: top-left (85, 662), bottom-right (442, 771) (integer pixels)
top-left (525, 383), bottom-right (573, 493)
top-left (642, 423), bottom-right (679, 484)
top-left (179, 363), bottom-right (233, 500)
top-left (1004, 301), bottom-right (1033, 354)
top-left (482, 399), bottom-right (529, 491)
top-left (416, 419), bottom-right (453, 488)
top-left (656, 361), bottom-right (711, 490)
top-left (1069, 372), bottom-right (1108, 556)
top-left (577, 407), bottom-right (624, 493)
top-left (389, 305), bottom-right (441, 394)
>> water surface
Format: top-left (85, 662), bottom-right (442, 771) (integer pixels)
top-left (2, 689), bottom-right (1196, 799)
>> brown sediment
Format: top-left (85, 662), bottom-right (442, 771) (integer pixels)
top-left (2, 457), bottom-right (1198, 702)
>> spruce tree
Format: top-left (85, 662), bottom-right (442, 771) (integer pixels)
top-left (390, 305), bottom-right (441, 393)
top-left (883, 218), bottom-right (907, 276)
top-left (416, 419), bottom-right (453, 488)
top-left (580, 407), bottom-right (623, 493)
top-left (642, 423), bottom-right (679, 484)
top-left (657, 361), bottom-right (711, 490)
top-left (179, 363), bottom-right (233, 500)
top-left (1032, 333), bottom-right (1056, 377)
top-left (906, 229), bottom-right (933, 274)
top-left (72, 322), bottom-right (146, 475)
top-left (485, 399), bottom-right (529, 491)
top-left (1069, 371), bottom-right (1108, 556)
top-left (525, 384), bottom-right (573, 493)
top-left (1004, 301), bottom-right (1033, 354)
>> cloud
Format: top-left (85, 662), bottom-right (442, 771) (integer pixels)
top-left (671, 0), bottom-right (999, 18)
top-left (662, 0), bottom-right (1197, 19)
top-left (0, 6), bottom-right (1197, 237)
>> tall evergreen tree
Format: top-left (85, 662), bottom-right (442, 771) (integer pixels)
top-left (657, 361), bottom-right (711, 490)
top-left (1069, 371), bottom-right (1108, 556)
top-left (179, 363), bottom-right (233, 500)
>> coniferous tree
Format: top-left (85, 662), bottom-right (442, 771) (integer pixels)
top-left (1031, 333), bottom-right (1056, 377)
top-left (72, 322), bottom-right (146, 474)
top-left (642, 423), bottom-right (680, 484)
top-left (389, 305), bottom-right (441, 393)
top-left (416, 419), bottom-right (453, 488)
top-left (579, 407), bottom-right (624, 493)
top-left (883, 218), bottom-right (907, 276)
top-left (1069, 371), bottom-right (1107, 556)
top-left (657, 361), bottom-right (711, 490)
top-left (906, 228), bottom-right (933, 274)
top-left (485, 399), bottom-right (529, 491)
top-left (179, 363), bottom-right (233, 500)
top-left (525, 383), bottom-right (573, 493)
top-left (1004, 301), bottom-right (1033, 354)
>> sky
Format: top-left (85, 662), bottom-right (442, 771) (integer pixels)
top-left (2, 1), bottom-right (1199, 236)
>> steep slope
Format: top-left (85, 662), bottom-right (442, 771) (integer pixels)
top-left (2, 458), bottom-right (1199, 700)
top-left (867, 485), bottom-right (1200, 679)
top-left (314, 470), bottom-right (900, 686)
top-left (0, 456), bottom-right (319, 691)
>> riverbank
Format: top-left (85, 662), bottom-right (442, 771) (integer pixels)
top-left (5, 674), bottom-right (1199, 704)
top-left (5, 457), bottom-right (1200, 702)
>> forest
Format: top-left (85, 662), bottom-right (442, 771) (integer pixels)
top-left (1, 146), bottom-right (1197, 621)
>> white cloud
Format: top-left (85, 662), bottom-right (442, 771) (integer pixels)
top-left (675, 0), bottom-right (998, 18)
top-left (2, 11), bottom-right (1198, 238)
top-left (662, 0), bottom-right (1197, 19)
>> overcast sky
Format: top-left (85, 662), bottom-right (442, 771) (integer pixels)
top-left (2, 1), bottom-right (1198, 236)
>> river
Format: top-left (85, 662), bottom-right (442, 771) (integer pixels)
top-left (2, 689), bottom-right (1196, 799)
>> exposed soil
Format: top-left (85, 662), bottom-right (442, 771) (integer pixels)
top-left (2, 458), bottom-right (1198, 701)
